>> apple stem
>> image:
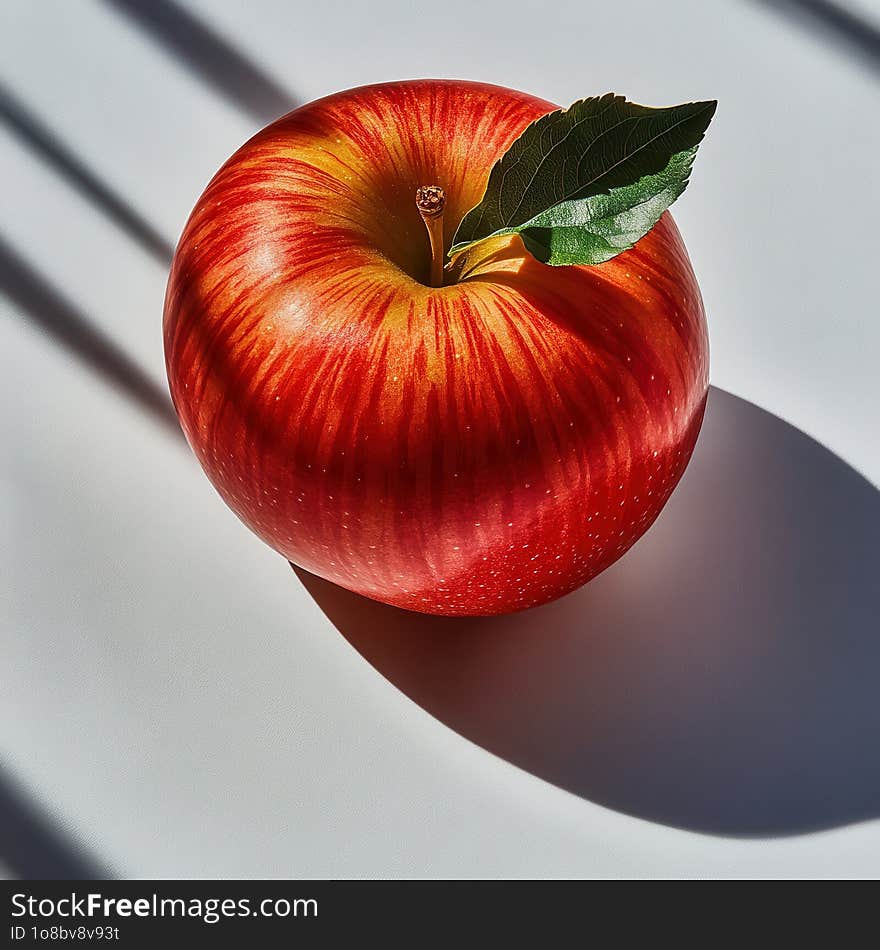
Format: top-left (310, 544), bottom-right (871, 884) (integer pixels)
top-left (416, 185), bottom-right (446, 288)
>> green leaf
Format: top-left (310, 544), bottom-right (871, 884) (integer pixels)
top-left (449, 94), bottom-right (716, 266)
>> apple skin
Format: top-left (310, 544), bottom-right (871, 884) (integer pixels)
top-left (164, 79), bottom-right (709, 616)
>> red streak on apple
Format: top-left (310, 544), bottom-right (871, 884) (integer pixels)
top-left (164, 80), bottom-right (709, 616)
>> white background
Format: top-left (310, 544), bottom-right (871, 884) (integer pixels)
top-left (2, 0), bottom-right (879, 877)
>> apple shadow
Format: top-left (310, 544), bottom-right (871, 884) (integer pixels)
top-left (293, 387), bottom-right (880, 837)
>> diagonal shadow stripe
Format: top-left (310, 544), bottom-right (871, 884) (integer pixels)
top-left (0, 770), bottom-right (112, 879)
top-left (753, 0), bottom-right (880, 74)
top-left (102, 0), bottom-right (297, 124)
top-left (0, 235), bottom-right (182, 438)
top-left (0, 83), bottom-right (174, 265)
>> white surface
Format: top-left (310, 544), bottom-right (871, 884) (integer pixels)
top-left (1, 0), bottom-right (879, 877)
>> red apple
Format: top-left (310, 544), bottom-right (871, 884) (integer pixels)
top-left (164, 79), bottom-right (709, 616)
